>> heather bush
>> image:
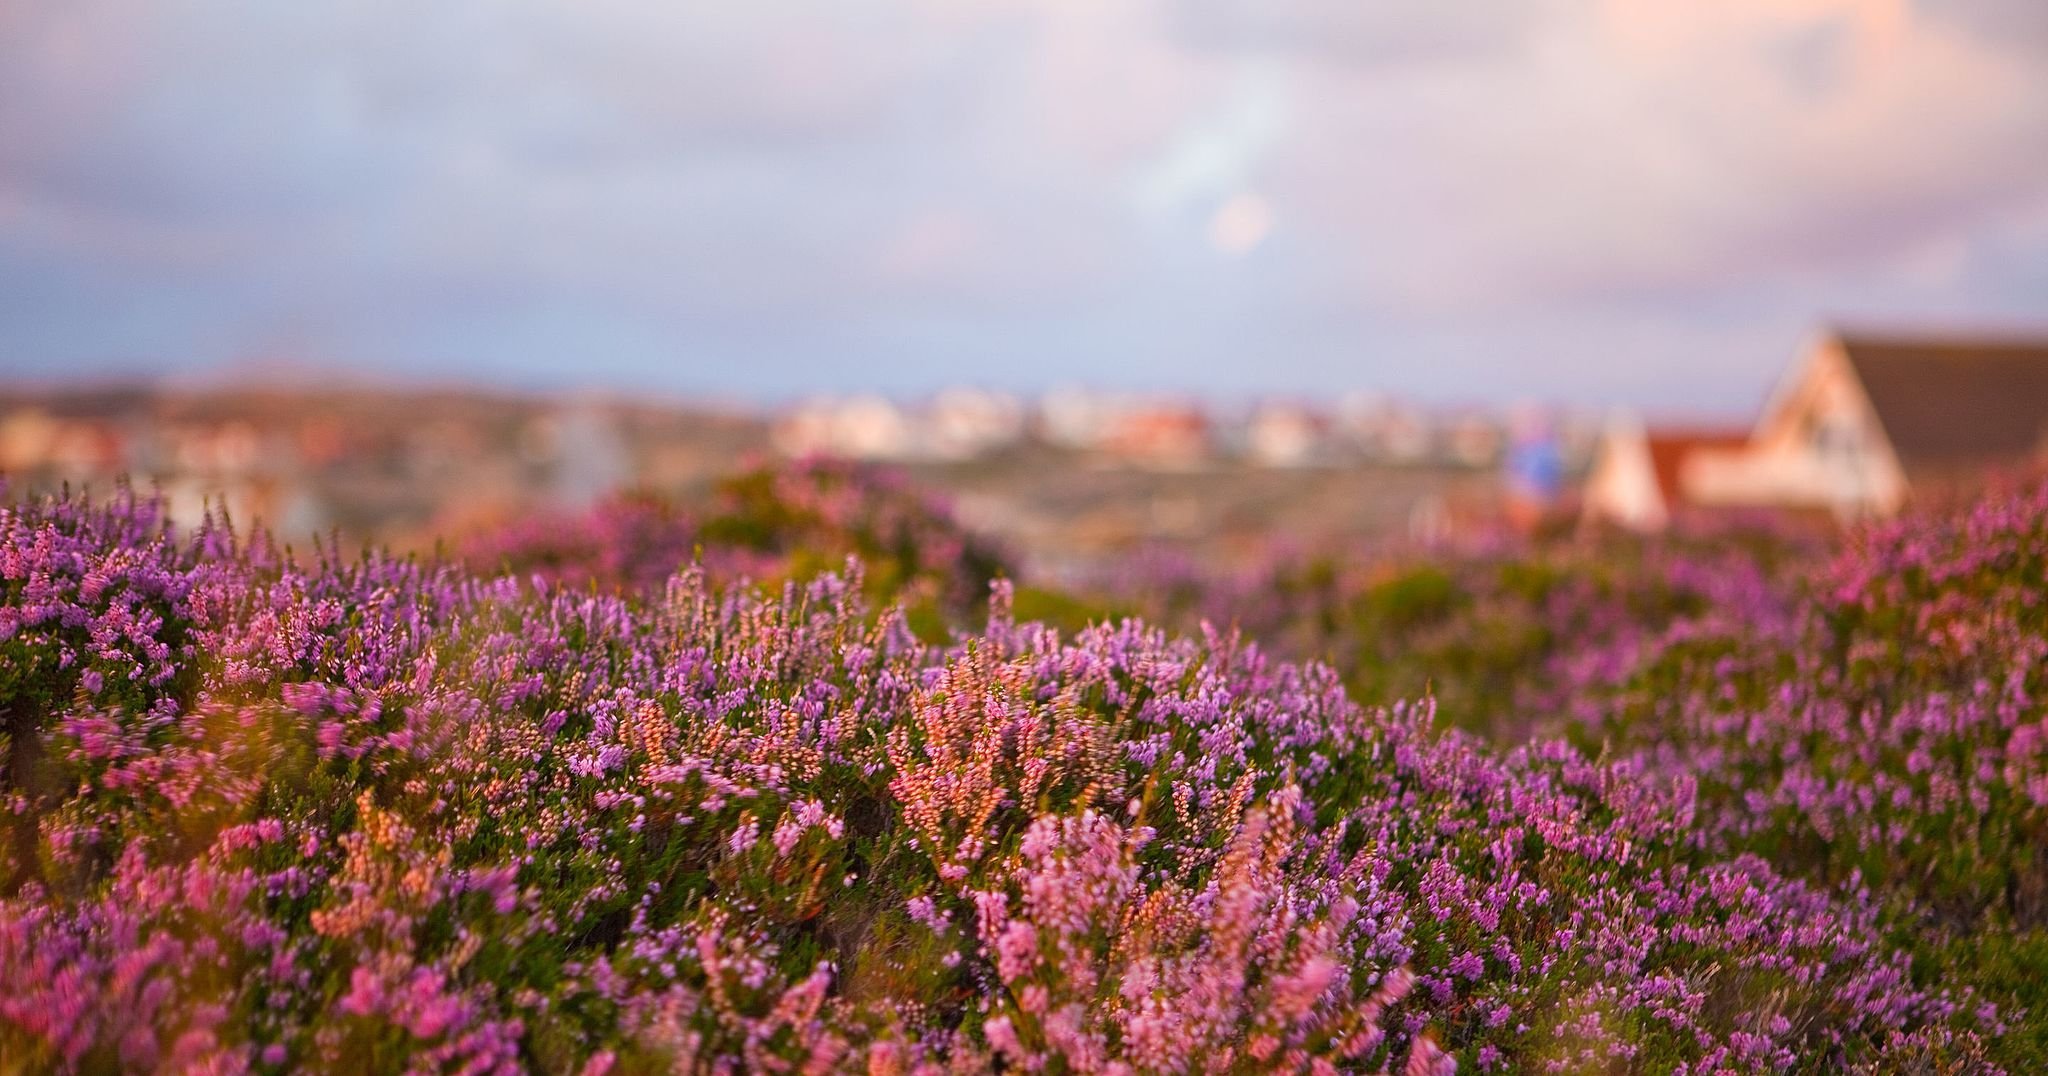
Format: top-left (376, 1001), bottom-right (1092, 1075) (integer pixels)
top-left (1103, 481), bottom-right (2048, 1068)
top-left (1100, 528), bottom-right (1812, 744)
top-left (0, 486), bottom-right (2001, 1072)
top-left (460, 459), bottom-right (1008, 628)
top-left (1570, 483), bottom-right (2048, 1065)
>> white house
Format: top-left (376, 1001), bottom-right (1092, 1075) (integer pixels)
top-left (1582, 413), bottom-right (1749, 532)
top-left (1687, 332), bottom-right (2048, 518)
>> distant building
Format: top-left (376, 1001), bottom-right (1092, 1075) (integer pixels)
top-left (1331, 392), bottom-right (1435, 462)
top-left (1690, 332), bottom-right (2048, 517)
top-left (1375, 407), bottom-right (1433, 463)
top-left (926, 387), bottom-right (1026, 460)
top-left (0, 410), bottom-right (128, 479)
top-left (1037, 387), bottom-right (1118, 450)
top-left (772, 395), bottom-right (912, 460)
top-left (1582, 414), bottom-right (1749, 532)
top-left (1244, 403), bottom-right (1328, 467)
top-left (1098, 406), bottom-right (1211, 468)
top-left (1441, 413), bottom-right (1505, 468)
top-left (773, 389), bottom-right (1025, 462)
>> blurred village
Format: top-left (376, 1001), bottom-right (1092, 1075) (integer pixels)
top-left (4, 328), bottom-right (2046, 581)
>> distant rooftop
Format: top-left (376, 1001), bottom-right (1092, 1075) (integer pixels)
top-left (1837, 332), bottom-right (2048, 470)
top-left (1644, 429), bottom-right (1750, 504)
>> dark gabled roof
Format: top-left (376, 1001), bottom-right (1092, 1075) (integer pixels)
top-left (1838, 334), bottom-right (2048, 469)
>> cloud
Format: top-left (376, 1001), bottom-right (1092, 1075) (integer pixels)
top-left (1269, 0), bottom-right (2048, 309)
top-left (0, 0), bottom-right (2043, 410)
top-left (1168, 0), bottom-right (1557, 66)
top-left (1129, 63), bottom-right (1288, 222)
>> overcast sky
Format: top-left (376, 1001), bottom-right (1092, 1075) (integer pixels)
top-left (2, 0), bottom-right (2045, 415)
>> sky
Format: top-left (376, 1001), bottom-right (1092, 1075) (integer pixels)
top-left (2, 0), bottom-right (2045, 417)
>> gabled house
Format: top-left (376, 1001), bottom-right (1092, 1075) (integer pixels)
top-left (1581, 414), bottom-right (1749, 532)
top-left (1686, 331), bottom-right (2048, 518)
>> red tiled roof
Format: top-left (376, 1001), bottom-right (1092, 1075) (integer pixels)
top-left (1645, 431), bottom-right (1749, 503)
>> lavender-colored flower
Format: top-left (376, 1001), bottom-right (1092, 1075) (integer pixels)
top-left (0, 477), bottom-right (2026, 1073)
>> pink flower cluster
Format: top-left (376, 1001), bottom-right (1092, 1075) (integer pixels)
top-left (458, 458), bottom-right (1007, 616)
top-left (0, 480), bottom-right (2016, 1071)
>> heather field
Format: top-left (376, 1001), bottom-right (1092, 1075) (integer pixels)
top-left (5, 466), bottom-right (2048, 1073)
